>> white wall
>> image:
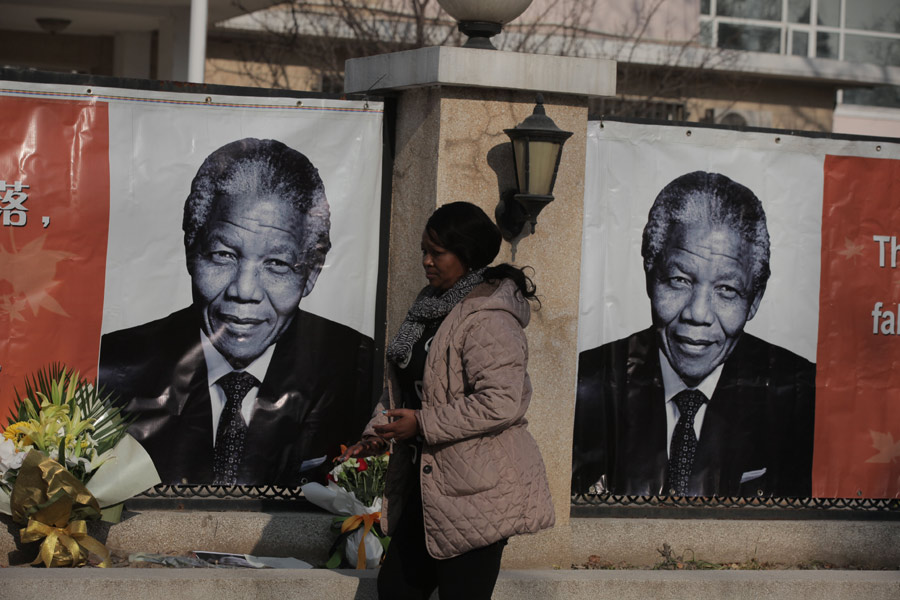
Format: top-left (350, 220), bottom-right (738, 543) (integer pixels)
top-left (833, 105), bottom-right (900, 139)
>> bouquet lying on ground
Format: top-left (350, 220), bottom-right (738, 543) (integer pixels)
top-left (301, 448), bottom-right (390, 569)
top-left (0, 364), bottom-right (160, 567)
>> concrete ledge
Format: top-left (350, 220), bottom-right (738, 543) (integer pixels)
top-left (5, 511), bottom-right (898, 569)
top-left (344, 46), bottom-right (616, 97)
top-left (1, 510), bottom-right (337, 567)
top-left (571, 516), bottom-right (900, 569)
top-left (3, 567), bottom-right (899, 600)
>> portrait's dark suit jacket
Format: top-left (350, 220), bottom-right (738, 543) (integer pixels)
top-left (571, 327), bottom-right (815, 498)
top-left (98, 306), bottom-right (375, 486)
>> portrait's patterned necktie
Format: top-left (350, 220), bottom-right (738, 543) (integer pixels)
top-left (213, 371), bottom-right (259, 485)
top-left (665, 389), bottom-right (707, 496)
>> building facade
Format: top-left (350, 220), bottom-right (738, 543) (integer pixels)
top-left (1, 0), bottom-right (898, 135)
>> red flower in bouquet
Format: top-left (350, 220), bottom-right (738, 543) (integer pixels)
top-left (327, 452), bottom-right (389, 508)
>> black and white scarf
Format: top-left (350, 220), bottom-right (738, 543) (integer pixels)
top-left (386, 268), bottom-right (486, 365)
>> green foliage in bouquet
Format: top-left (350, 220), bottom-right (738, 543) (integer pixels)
top-left (3, 363), bottom-right (130, 490)
top-left (326, 452), bottom-right (390, 507)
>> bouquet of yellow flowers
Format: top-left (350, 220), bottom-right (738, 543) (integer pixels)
top-left (0, 364), bottom-right (160, 567)
top-left (301, 449), bottom-right (390, 569)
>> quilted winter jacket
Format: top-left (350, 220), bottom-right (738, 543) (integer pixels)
top-left (363, 278), bottom-right (555, 559)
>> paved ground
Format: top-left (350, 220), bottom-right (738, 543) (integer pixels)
top-left (3, 565), bottom-right (900, 600)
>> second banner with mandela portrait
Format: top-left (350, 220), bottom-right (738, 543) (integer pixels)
top-left (573, 120), bottom-right (900, 500)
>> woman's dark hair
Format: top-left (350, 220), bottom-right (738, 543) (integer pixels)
top-left (425, 201), bottom-right (538, 302)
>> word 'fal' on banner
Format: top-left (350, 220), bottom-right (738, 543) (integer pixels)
top-left (872, 301), bottom-right (900, 335)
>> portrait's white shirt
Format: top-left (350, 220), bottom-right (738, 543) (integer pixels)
top-left (658, 350), bottom-right (723, 458)
top-left (200, 330), bottom-right (275, 445)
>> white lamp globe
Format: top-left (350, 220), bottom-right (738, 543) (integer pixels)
top-left (436, 0), bottom-right (534, 49)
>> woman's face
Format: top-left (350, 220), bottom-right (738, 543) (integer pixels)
top-left (421, 229), bottom-right (468, 291)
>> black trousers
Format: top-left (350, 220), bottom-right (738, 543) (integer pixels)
top-left (377, 487), bottom-right (506, 600)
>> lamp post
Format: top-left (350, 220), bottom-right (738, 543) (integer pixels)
top-left (436, 0), bottom-right (533, 50)
top-left (496, 94), bottom-right (573, 240)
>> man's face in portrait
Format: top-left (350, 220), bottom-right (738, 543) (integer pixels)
top-left (647, 222), bottom-right (763, 387)
top-left (188, 194), bottom-right (314, 368)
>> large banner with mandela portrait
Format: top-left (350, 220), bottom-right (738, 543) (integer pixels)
top-left (573, 120), bottom-right (900, 499)
top-left (0, 79), bottom-right (384, 488)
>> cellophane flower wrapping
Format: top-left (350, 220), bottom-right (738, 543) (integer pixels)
top-left (301, 450), bottom-right (390, 569)
top-left (0, 365), bottom-right (161, 567)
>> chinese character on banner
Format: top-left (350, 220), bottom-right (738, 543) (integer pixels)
top-left (0, 94), bottom-right (110, 417)
top-left (1, 180), bottom-right (29, 226)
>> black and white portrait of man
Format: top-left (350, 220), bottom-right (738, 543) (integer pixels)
top-left (572, 170), bottom-right (816, 498)
top-left (99, 138), bottom-right (374, 486)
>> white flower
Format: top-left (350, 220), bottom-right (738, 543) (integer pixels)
top-left (88, 447), bottom-right (112, 474)
top-left (0, 438), bottom-right (26, 474)
top-left (68, 454), bottom-right (94, 474)
top-left (329, 457), bottom-right (357, 480)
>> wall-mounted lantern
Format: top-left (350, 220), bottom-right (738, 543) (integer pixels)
top-left (496, 94), bottom-right (573, 240)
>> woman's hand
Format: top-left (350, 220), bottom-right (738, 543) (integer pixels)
top-left (372, 409), bottom-right (420, 442)
top-left (338, 439), bottom-right (386, 462)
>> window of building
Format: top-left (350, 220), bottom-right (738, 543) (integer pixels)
top-left (788, 0), bottom-right (811, 24)
top-left (843, 85), bottom-right (900, 107)
top-left (718, 23), bottom-right (782, 53)
top-left (700, 0), bottom-right (900, 108)
top-left (818, 0), bottom-right (841, 27)
top-left (589, 98), bottom-right (687, 121)
top-left (845, 2), bottom-right (900, 35)
top-left (716, 0), bottom-right (781, 21)
top-left (791, 30), bottom-right (808, 56)
top-left (817, 31), bottom-right (840, 59)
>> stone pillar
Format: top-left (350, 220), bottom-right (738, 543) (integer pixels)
top-left (346, 47), bottom-right (615, 568)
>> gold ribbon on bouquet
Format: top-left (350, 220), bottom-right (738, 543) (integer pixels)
top-left (10, 450), bottom-right (110, 567)
top-left (20, 517), bottom-right (111, 567)
top-left (341, 512), bottom-right (382, 569)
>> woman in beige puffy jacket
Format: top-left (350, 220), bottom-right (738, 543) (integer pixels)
top-left (340, 202), bottom-right (554, 600)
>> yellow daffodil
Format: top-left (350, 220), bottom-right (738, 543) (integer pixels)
top-left (3, 422), bottom-right (35, 448)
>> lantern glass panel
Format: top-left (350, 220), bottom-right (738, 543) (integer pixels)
top-left (526, 140), bottom-right (561, 195)
top-left (513, 138), bottom-right (527, 191)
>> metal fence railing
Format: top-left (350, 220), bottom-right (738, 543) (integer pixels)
top-left (571, 492), bottom-right (900, 516)
top-left (129, 485), bottom-right (899, 516)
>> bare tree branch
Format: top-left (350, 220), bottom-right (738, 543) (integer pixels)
top-left (218, 0), bottom-right (744, 120)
